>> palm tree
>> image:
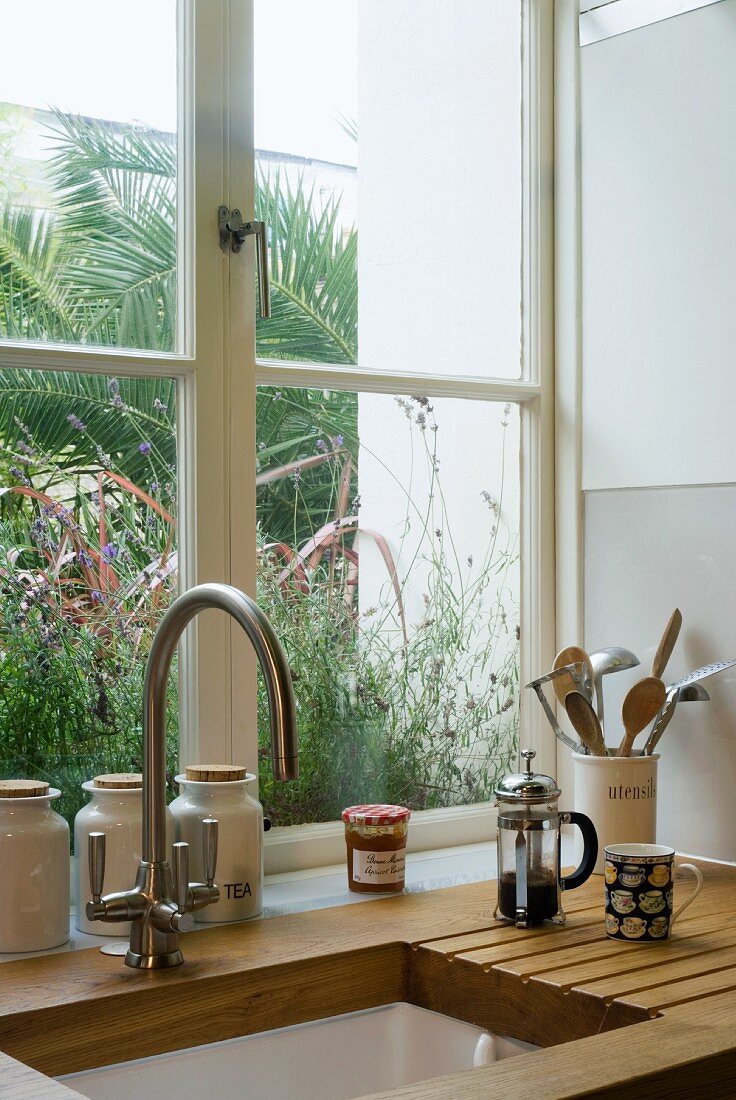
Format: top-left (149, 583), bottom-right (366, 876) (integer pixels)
top-left (0, 109), bottom-right (358, 502)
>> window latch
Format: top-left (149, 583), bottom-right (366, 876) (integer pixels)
top-left (218, 205), bottom-right (271, 318)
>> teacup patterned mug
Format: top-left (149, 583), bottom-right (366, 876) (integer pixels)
top-left (604, 844), bottom-right (703, 941)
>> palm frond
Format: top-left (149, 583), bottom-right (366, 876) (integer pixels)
top-left (255, 168), bottom-right (357, 364)
top-left (0, 206), bottom-right (74, 341)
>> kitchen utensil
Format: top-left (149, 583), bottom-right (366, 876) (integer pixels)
top-left (564, 691), bottom-right (607, 756)
top-left (552, 646), bottom-right (593, 706)
top-left (668, 657), bottom-right (736, 691)
top-left (525, 664), bottom-right (590, 752)
top-left (644, 683), bottom-right (710, 756)
top-left (617, 676), bottom-right (666, 757)
top-left (651, 608), bottom-right (682, 680)
top-left (493, 749), bottom-right (598, 927)
top-left (589, 646), bottom-right (640, 728)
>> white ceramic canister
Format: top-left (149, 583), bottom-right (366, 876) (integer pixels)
top-left (169, 765), bottom-right (263, 923)
top-left (572, 752), bottom-right (659, 875)
top-left (73, 773), bottom-right (174, 935)
top-left (0, 779), bottom-right (69, 952)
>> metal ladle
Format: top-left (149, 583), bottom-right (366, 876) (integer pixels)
top-left (588, 647), bottom-right (640, 731)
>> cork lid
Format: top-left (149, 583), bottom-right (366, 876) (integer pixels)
top-left (93, 773), bottom-right (143, 789)
top-left (185, 764), bottom-right (248, 782)
top-left (0, 779), bottom-right (50, 798)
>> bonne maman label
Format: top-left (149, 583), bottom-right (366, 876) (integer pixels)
top-left (608, 778), bottom-right (656, 801)
top-left (353, 849), bottom-right (406, 884)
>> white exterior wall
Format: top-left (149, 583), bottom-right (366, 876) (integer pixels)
top-left (355, 1), bottom-right (523, 739)
top-left (356, 0), bottom-right (522, 379)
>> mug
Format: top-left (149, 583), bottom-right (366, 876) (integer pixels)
top-left (604, 844), bottom-right (703, 942)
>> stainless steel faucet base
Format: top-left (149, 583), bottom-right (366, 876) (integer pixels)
top-left (125, 948), bottom-right (184, 970)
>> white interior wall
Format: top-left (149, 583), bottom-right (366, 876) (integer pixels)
top-left (580, 0), bottom-right (736, 859)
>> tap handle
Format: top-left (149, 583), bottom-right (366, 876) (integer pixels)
top-left (173, 841), bottom-right (190, 912)
top-left (202, 818), bottom-right (218, 888)
top-left (88, 831), bottom-right (106, 903)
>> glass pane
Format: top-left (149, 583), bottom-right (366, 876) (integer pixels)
top-left (256, 387), bottom-right (520, 824)
top-left (0, 371), bottom-right (178, 826)
top-left (254, 1), bottom-right (522, 379)
top-left (0, 2), bottom-right (178, 352)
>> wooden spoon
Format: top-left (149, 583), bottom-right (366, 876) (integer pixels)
top-left (565, 691), bottom-right (607, 756)
top-left (552, 646), bottom-right (592, 706)
top-left (617, 676), bottom-right (667, 757)
top-left (651, 608), bottom-right (683, 680)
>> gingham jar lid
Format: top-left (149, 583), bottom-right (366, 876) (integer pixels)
top-left (341, 803), bottom-right (410, 825)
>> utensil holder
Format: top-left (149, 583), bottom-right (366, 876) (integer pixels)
top-left (572, 752), bottom-right (658, 875)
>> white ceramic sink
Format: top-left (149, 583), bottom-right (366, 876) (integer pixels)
top-left (60, 1002), bottom-right (537, 1100)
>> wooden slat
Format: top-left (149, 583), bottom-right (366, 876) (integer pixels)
top-left (453, 919), bottom-right (608, 971)
top-left (584, 948), bottom-right (736, 1005)
top-left (610, 966), bottom-right (736, 1017)
top-left (416, 910), bottom-right (601, 959)
top-left (501, 926), bottom-right (736, 995)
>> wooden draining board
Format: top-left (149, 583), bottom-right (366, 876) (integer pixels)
top-left (1, 858), bottom-right (736, 1098)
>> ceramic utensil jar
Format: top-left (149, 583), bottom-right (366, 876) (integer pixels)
top-left (0, 780), bottom-right (69, 952)
top-left (494, 750), bottom-right (598, 928)
top-left (170, 765), bottom-right (263, 923)
top-left (74, 773), bottom-right (174, 936)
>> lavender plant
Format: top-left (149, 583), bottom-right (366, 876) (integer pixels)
top-left (0, 393), bottom-right (178, 826)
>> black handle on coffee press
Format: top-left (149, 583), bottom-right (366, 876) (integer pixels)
top-left (559, 811), bottom-right (598, 891)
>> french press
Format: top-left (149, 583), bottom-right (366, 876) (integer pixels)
top-left (494, 749), bottom-right (598, 927)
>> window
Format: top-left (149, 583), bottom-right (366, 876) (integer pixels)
top-left (253, 0), bottom-right (555, 858)
top-left (0, 2), bottom-right (554, 862)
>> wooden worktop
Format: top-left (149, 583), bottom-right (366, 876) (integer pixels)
top-left (2, 858), bottom-right (736, 1098)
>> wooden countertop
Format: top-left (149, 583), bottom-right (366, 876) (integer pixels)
top-left (1, 857), bottom-right (736, 1098)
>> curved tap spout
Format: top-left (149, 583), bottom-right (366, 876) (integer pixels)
top-left (144, 583), bottom-right (299, 864)
top-left (87, 583), bottom-right (298, 969)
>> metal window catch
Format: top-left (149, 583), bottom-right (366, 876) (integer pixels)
top-left (218, 205), bottom-right (271, 318)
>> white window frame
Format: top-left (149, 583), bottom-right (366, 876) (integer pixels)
top-left (0, 0), bottom-right (557, 874)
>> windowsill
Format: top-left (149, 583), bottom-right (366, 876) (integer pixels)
top-left (0, 840), bottom-right (499, 964)
top-left (0, 836), bottom-right (577, 964)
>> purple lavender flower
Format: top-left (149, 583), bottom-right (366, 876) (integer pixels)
top-left (331, 434), bottom-right (345, 448)
top-left (90, 590), bottom-right (105, 604)
top-left (138, 441), bottom-right (152, 455)
top-left (67, 413), bottom-right (87, 432)
top-left (111, 394), bottom-right (125, 409)
top-left (316, 439), bottom-right (328, 453)
top-left (153, 398), bottom-right (168, 412)
top-left (101, 543), bottom-right (117, 561)
top-left (9, 466), bottom-right (30, 486)
top-left (108, 378), bottom-right (120, 396)
top-left (149, 481), bottom-right (159, 493)
top-left (77, 549), bottom-right (93, 567)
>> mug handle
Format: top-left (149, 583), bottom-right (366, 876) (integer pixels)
top-left (670, 863), bottom-right (704, 929)
top-left (559, 811), bottom-right (598, 891)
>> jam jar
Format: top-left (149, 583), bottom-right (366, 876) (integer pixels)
top-left (342, 804), bottom-right (410, 893)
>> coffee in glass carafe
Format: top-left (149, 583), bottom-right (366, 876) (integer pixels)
top-left (494, 750), bottom-right (598, 927)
